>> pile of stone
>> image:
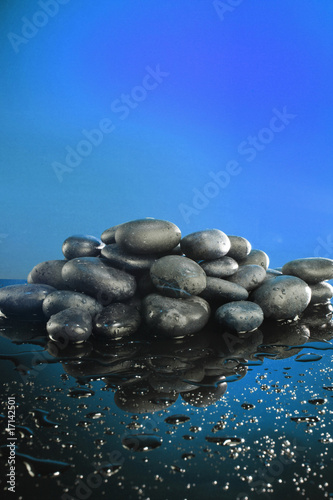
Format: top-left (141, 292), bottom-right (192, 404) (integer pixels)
top-left (0, 218), bottom-right (332, 344)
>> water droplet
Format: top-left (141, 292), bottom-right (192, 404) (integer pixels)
top-left (68, 388), bottom-right (95, 399)
top-left (29, 409), bottom-right (58, 428)
top-left (121, 434), bottom-right (162, 452)
top-left (164, 414), bottom-right (190, 425)
top-left (241, 403), bottom-right (255, 410)
top-left (15, 451), bottom-right (71, 477)
top-left (308, 398), bottom-right (326, 405)
top-left (295, 353), bottom-right (322, 362)
top-left (290, 416), bottom-right (320, 423)
top-left (205, 436), bottom-right (244, 447)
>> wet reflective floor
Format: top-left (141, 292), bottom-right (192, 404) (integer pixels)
top-left (1, 281), bottom-right (333, 500)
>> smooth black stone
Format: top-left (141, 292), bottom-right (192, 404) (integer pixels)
top-left (62, 234), bottom-right (104, 260)
top-left (227, 235), bottom-right (252, 261)
top-left (227, 264), bottom-right (266, 291)
top-left (101, 223), bottom-right (125, 244)
top-left (42, 290), bottom-right (103, 319)
top-left (309, 282), bottom-right (333, 305)
top-left (180, 229), bottom-right (230, 261)
top-left (238, 249), bottom-right (269, 269)
top-left (46, 308), bottom-right (93, 344)
top-left (142, 293), bottom-right (210, 338)
top-left (137, 273), bottom-right (156, 297)
top-left (115, 218), bottom-right (181, 255)
top-left (282, 257), bottom-right (333, 284)
top-left (61, 257), bottom-right (136, 305)
top-left (93, 303), bottom-right (141, 339)
top-left (28, 260), bottom-right (70, 290)
top-left (199, 277), bottom-right (248, 303)
top-left (101, 244), bottom-right (158, 274)
top-left (150, 255), bottom-right (206, 298)
top-left (251, 275), bottom-right (311, 320)
top-left (215, 300), bottom-right (264, 333)
top-left (200, 256), bottom-right (238, 278)
top-left (0, 284), bottom-right (56, 318)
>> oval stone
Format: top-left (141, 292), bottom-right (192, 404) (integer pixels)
top-left (28, 260), bottom-right (70, 290)
top-left (282, 257), bottom-right (333, 284)
top-left (180, 229), bottom-right (230, 260)
top-left (42, 290), bottom-right (103, 319)
top-left (215, 301), bottom-right (264, 333)
top-left (150, 255), bottom-right (206, 298)
top-left (101, 223), bottom-right (125, 244)
top-left (200, 277), bottom-right (248, 303)
top-left (263, 268), bottom-right (283, 282)
top-left (101, 244), bottom-right (158, 274)
top-left (200, 256), bottom-right (238, 278)
top-left (227, 264), bottom-right (266, 291)
top-left (309, 282), bottom-right (333, 305)
top-left (0, 284), bottom-right (56, 318)
top-left (62, 234), bottom-right (104, 260)
top-left (142, 294), bottom-right (210, 338)
top-left (251, 275), bottom-right (312, 320)
top-left (47, 308), bottom-right (92, 343)
top-left (115, 218), bottom-right (181, 255)
top-left (238, 249), bottom-right (269, 270)
top-left (61, 257), bottom-right (136, 305)
top-left (93, 303), bottom-right (141, 339)
top-left (227, 235), bottom-right (252, 261)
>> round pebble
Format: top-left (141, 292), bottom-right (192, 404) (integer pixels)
top-left (227, 235), bottom-right (252, 261)
top-left (62, 234), bottom-right (104, 260)
top-left (42, 290), bottom-right (103, 319)
top-left (282, 257), bottom-right (333, 284)
top-left (61, 257), bottom-right (136, 305)
top-left (46, 308), bottom-right (93, 344)
top-left (251, 275), bottom-right (311, 320)
top-left (215, 301), bottom-right (264, 333)
top-left (93, 303), bottom-right (141, 339)
top-left (263, 268), bottom-right (283, 281)
top-left (238, 249), bottom-right (269, 270)
top-left (101, 223), bottom-right (124, 244)
top-left (309, 282), bottom-right (333, 305)
top-left (200, 256), bottom-right (238, 278)
top-left (150, 255), bottom-right (206, 298)
top-left (115, 218), bottom-right (181, 255)
top-left (200, 277), bottom-right (249, 303)
top-left (180, 229), bottom-right (230, 260)
top-left (0, 284), bottom-right (56, 318)
top-left (142, 293), bottom-right (210, 338)
top-left (28, 260), bottom-right (70, 290)
top-left (101, 244), bottom-right (158, 274)
top-left (227, 264), bottom-right (266, 291)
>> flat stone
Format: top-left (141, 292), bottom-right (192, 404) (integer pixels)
top-left (251, 275), bottom-right (311, 320)
top-left (142, 293), bottom-right (210, 338)
top-left (215, 300), bottom-right (264, 333)
top-left (61, 257), bottom-right (136, 305)
top-left (200, 256), bottom-right (238, 278)
top-left (227, 235), bottom-right (252, 261)
top-left (28, 260), bottom-right (70, 290)
top-left (101, 244), bottom-right (158, 274)
top-left (238, 249), bottom-right (269, 270)
top-left (200, 277), bottom-right (248, 303)
top-left (93, 303), bottom-right (141, 339)
top-left (309, 282), bottom-right (333, 305)
top-left (180, 229), bottom-right (230, 260)
top-left (46, 308), bottom-right (93, 343)
top-left (282, 257), bottom-right (333, 284)
top-left (150, 255), bottom-right (206, 298)
top-left (42, 290), bottom-right (103, 319)
top-left (62, 235), bottom-right (104, 260)
top-left (227, 264), bottom-right (266, 291)
top-left (115, 218), bottom-right (181, 255)
top-left (0, 284), bottom-right (56, 318)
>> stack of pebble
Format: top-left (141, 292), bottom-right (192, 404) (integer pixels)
top-left (0, 218), bottom-right (333, 344)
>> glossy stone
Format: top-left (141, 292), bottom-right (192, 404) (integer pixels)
top-left (93, 303), bottom-right (141, 339)
top-left (227, 264), bottom-right (266, 291)
top-left (227, 235), bottom-right (252, 261)
top-left (42, 290), bottom-right (103, 319)
top-left (180, 229), bottom-right (230, 260)
top-left (282, 257), bottom-right (333, 284)
top-left (200, 277), bottom-right (248, 303)
top-left (28, 260), bottom-right (70, 290)
top-left (46, 308), bottom-right (93, 343)
top-left (101, 244), bottom-right (158, 274)
top-left (62, 235), bottom-right (104, 260)
top-left (238, 249), bottom-right (269, 270)
top-left (309, 281), bottom-right (333, 305)
top-left (200, 256), bottom-right (238, 278)
top-left (101, 223), bottom-right (125, 244)
top-left (215, 300), bottom-right (264, 332)
top-left (0, 284), bottom-right (56, 318)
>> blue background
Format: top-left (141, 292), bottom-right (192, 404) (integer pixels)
top-left (1, 0), bottom-right (333, 278)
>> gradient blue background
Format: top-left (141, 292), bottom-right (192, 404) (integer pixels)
top-left (1, 0), bottom-right (333, 278)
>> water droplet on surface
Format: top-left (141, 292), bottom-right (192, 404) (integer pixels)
top-left (68, 388), bottom-right (95, 398)
top-left (308, 398), bottom-right (326, 405)
top-left (164, 414), bottom-right (190, 425)
top-left (205, 436), bottom-right (244, 447)
top-left (295, 353), bottom-right (322, 362)
top-left (121, 434), bottom-right (162, 452)
top-left (241, 403), bottom-right (255, 410)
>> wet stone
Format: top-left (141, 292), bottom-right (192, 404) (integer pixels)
top-left (46, 307), bottom-right (93, 343)
top-left (215, 300), bottom-right (264, 333)
top-left (264, 268), bottom-right (283, 281)
top-left (180, 229), bottom-right (230, 261)
top-left (251, 275), bottom-right (311, 320)
top-left (101, 244), bottom-right (158, 274)
top-left (227, 264), bottom-right (266, 291)
top-left (115, 218), bottom-right (181, 255)
top-left (42, 290), bottom-right (103, 319)
top-left (0, 283), bottom-right (56, 318)
top-left (142, 293), bottom-right (210, 338)
top-left (62, 234), bottom-right (104, 260)
top-left (150, 255), bottom-right (206, 298)
top-left (238, 249), bottom-right (269, 270)
top-left (28, 260), bottom-right (70, 290)
top-left (93, 302), bottom-right (141, 339)
top-left (282, 257), bottom-right (333, 284)
top-left (200, 277), bottom-right (249, 303)
top-left (227, 235), bottom-right (251, 261)
top-left (200, 256), bottom-right (238, 278)
top-left (309, 281), bottom-right (333, 305)
top-left (101, 223), bottom-right (125, 244)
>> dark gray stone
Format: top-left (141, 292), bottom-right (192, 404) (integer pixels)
top-left (115, 218), bottom-right (181, 255)
top-left (62, 234), bottom-right (104, 260)
top-left (282, 257), bottom-right (333, 284)
top-left (28, 260), bottom-right (70, 290)
top-left (251, 275), bottom-right (311, 320)
top-left (215, 300), bottom-right (264, 333)
top-left (227, 264), bottom-right (266, 291)
top-left (93, 303), bottom-right (141, 339)
top-left (142, 293), bottom-right (210, 338)
top-left (180, 229), bottom-right (230, 260)
top-left (200, 256), bottom-right (238, 278)
top-left (238, 249), bottom-right (269, 270)
top-left (227, 235), bottom-right (252, 261)
top-left (263, 268), bottom-right (283, 281)
top-left (46, 308), bottom-right (93, 343)
top-left (61, 257), bottom-right (136, 305)
top-left (309, 282), bottom-right (333, 305)
top-left (42, 290), bottom-right (103, 319)
top-left (200, 277), bottom-right (248, 303)
top-left (0, 284), bottom-right (56, 318)
top-left (101, 223), bottom-right (125, 244)
top-left (101, 244), bottom-right (158, 274)
top-left (150, 255), bottom-right (206, 298)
